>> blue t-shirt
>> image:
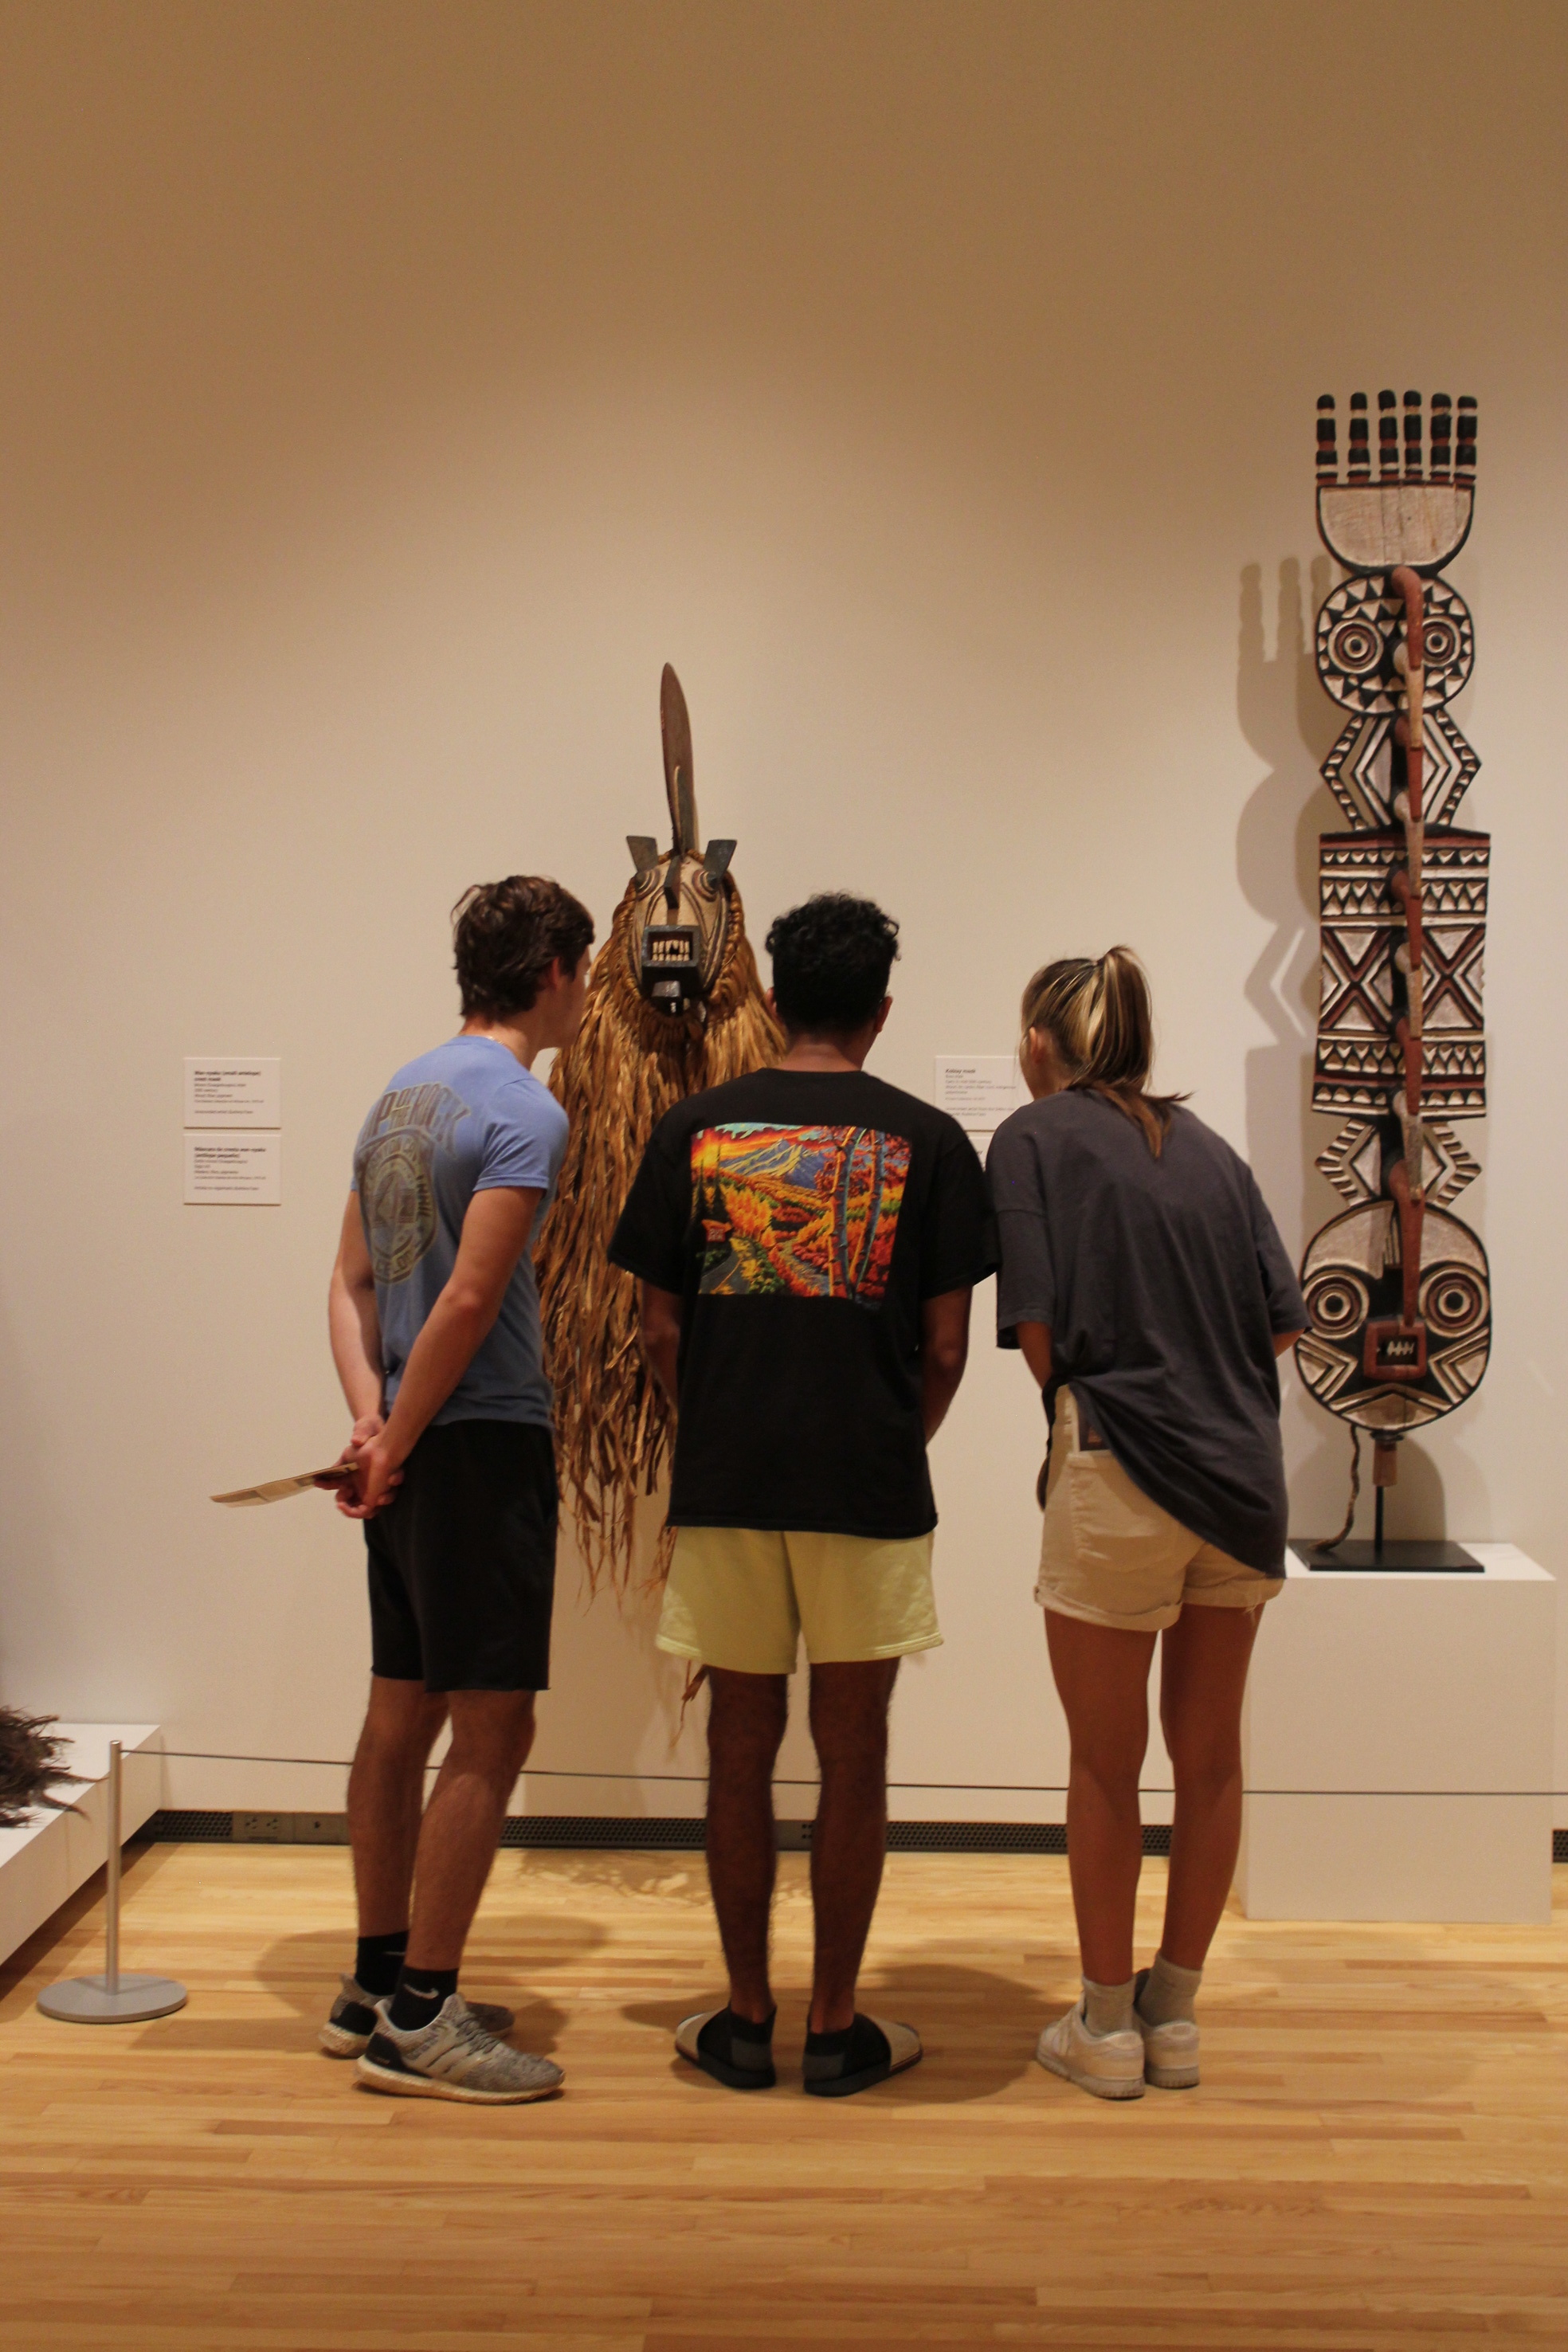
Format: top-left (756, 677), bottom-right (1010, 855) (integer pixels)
top-left (351, 1036), bottom-right (569, 1429)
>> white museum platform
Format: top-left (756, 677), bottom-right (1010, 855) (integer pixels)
top-left (1238, 1545), bottom-right (1555, 1924)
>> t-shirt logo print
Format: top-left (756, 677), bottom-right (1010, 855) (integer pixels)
top-left (692, 1123), bottom-right (911, 1306)
top-left (355, 1084), bottom-right (470, 1284)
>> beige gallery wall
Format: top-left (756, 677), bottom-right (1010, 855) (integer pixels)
top-left (2, 0), bottom-right (1565, 1821)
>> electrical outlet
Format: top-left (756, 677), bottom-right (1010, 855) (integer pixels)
top-left (293, 1813), bottom-right (348, 1844)
top-left (233, 1811), bottom-right (292, 1843)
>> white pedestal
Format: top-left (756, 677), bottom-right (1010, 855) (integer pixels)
top-left (1236, 1544), bottom-right (1554, 1924)
top-left (0, 1725), bottom-right (163, 1967)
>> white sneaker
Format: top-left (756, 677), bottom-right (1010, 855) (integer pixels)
top-left (356, 1993), bottom-right (563, 2104)
top-left (1035, 2000), bottom-right (1145, 2100)
top-left (1134, 1970), bottom-right (1200, 2089)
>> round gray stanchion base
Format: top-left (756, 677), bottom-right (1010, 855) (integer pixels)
top-left (37, 1974), bottom-right (188, 2024)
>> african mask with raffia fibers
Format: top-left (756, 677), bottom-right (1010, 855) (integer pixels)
top-left (535, 667), bottom-right (783, 1590)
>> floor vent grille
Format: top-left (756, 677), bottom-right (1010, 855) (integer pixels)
top-left (138, 1811), bottom-right (1186, 1856)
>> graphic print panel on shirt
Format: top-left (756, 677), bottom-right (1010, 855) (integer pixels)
top-left (692, 1123), bottom-right (911, 1307)
top-left (355, 1083), bottom-right (471, 1284)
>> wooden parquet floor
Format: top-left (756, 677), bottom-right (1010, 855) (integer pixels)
top-left (0, 1841), bottom-right (1565, 2350)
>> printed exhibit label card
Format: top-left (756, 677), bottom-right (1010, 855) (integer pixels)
top-left (934, 1054), bottom-right (1026, 1134)
top-left (184, 1057), bottom-right (280, 1128)
top-left (184, 1133), bottom-right (281, 1205)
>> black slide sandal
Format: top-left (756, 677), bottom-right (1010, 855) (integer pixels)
top-left (674, 2005), bottom-right (778, 2090)
top-left (802, 2013), bottom-right (922, 2098)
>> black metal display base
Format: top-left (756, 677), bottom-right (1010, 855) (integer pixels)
top-left (1299, 1539), bottom-right (1481, 1573)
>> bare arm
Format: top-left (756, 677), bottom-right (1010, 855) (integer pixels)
top-left (638, 1280), bottom-right (684, 1408)
top-left (1013, 1319), bottom-right (1053, 1391)
top-left (341, 1185), bottom-right (543, 1517)
top-left (329, 1192), bottom-right (386, 1429)
top-left (1275, 1327), bottom-right (1307, 1357)
top-left (920, 1288), bottom-right (973, 1442)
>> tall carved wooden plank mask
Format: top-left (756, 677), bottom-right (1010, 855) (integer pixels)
top-left (1297, 389), bottom-right (1491, 1543)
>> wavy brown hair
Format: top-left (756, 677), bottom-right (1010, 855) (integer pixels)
top-left (1021, 945), bottom-right (1186, 1155)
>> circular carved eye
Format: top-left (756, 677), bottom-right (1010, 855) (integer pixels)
top-left (1327, 618), bottom-right (1383, 675)
top-left (1422, 617), bottom-right (1459, 668)
top-left (1305, 1268), bottom-right (1369, 1338)
top-left (1418, 1265), bottom-right (1488, 1339)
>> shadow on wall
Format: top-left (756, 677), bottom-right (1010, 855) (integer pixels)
top-left (1234, 553), bottom-right (1340, 1228)
top-left (1235, 556), bottom-right (1364, 1538)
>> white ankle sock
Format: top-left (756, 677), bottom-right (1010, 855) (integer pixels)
top-left (1137, 1951), bottom-right (1202, 2026)
top-left (1082, 1975), bottom-right (1135, 2036)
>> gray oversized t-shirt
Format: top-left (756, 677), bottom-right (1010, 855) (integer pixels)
top-left (987, 1093), bottom-right (1306, 1575)
top-left (351, 1036), bottom-right (568, 1429)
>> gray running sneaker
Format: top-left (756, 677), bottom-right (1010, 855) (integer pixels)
top-left (355, 1993), bottom-right (563, 2103)
top-left (319, 1975), bottom-right (515, 2059)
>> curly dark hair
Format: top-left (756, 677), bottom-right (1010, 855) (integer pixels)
top-left (764, 893), bottom-right (900, 1034)
top-left (453, 876), bottom-right (595, 1018)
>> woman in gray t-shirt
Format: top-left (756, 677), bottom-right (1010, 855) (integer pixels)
top-left (986, 947), bottom-right (1305, 2103)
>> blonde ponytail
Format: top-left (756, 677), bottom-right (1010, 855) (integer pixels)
top-left (1020, 945), bottom-right (1185, 1155)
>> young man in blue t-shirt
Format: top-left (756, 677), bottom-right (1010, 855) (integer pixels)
top-left (321, 874), bottom-right (592, 2105)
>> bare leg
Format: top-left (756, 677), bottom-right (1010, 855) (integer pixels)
top-left (403, 1689), bottom-right (535, 1972)
top-left (347, 1676), bottom-right (449, 1937)
top-left (1158, 1605), bottom-right (1263, 1970)
top-left (1045, 1612), bottom-right (1157, 1986)
top-left (704, 1670), bottom-right (788, 2025)
top-left (807, 1658), bottom-right (900, 2034)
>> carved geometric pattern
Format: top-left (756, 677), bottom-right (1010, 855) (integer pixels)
top-left (1315, 1116), bottom-right (1480, 1208)
top-left (1320, 703), bottom-right (1480, 832)
top-left (1311, 828), bottom-right (1488, 1119)
top-left (1296, 1197), bottom-right (1490, 1433)
top-left (1315, 573), bottom-right (1474, 716)
top-left (1313, 1037), bottom-right (1486, 1118)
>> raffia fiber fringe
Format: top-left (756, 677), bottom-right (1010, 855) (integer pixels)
top-left (535, 875), bottom-right (782, 1595)
top-left (0, 1707), bottom-right (76, 1829)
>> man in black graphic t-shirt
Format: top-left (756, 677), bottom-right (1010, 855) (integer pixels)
top-left (610, 895), bottom-right (996, 2099)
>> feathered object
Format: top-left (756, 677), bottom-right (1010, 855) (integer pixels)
top-left (537, 668), bottom-right (782, 1590)
top-left (0, 1706), bottom-right (75, 1829)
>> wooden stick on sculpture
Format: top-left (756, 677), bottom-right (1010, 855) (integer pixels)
top-left (1296, 392), bottom-right (1491, 1558)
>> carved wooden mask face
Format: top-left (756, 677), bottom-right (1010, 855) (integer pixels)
top-left (621, 665), bottom-right (739, 1018)
top-left (1295, 1199), bottom-right (1490, 1434)
top-left (624, 840), bottom-right (735, 1015)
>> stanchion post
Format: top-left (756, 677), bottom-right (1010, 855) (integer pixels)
top-left (104, 1741), bottom-right (121, 1994)
top-left (37, 1736), bottom-right (187, 2024)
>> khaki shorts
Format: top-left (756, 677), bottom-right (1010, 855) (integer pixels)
top-left (1037, 1391), bottom-right (1283, 1633)
top-left (657, 1525), bottom-right (942, 1676)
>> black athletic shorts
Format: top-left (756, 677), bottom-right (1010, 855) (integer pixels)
top-left (365, 1420), bottom-right (558, 1692)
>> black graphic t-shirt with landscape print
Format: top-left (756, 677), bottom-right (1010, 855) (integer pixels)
top-left (609, 1070), bottom-right (998, 1538)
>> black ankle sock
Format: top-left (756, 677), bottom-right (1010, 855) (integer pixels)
top-left (355, 1931), bottom-right (409, 1999)
top-left (388, 1964), bottom-right (459, 2032)
top-left (804, 2014), bottom-right (889, 2077)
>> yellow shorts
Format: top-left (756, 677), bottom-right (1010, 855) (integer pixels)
top-left (657, 1525), bottom-right (943, 1676)
top-left (1037, 1391), bottom-right (1284, 1634)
